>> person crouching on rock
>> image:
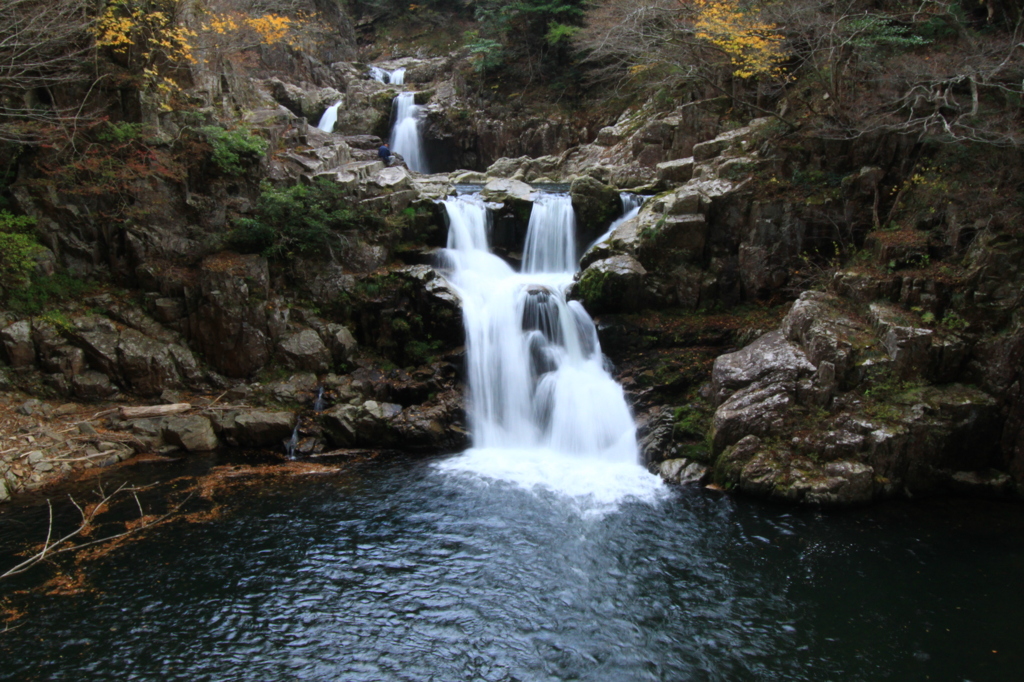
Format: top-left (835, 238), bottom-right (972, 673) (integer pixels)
top-left (378, 142), bottom-right (394, 166)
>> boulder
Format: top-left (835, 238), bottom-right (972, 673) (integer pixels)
top-left (1, 320), bottom-right (35, 368)
top-left (72, 370), bottom-right (117, 400)
top-left (572, 255), bottom-right (648, 315)
top-left (481, 177), bottom-right (534, 203)
top-left (321, 400), bottom-right (404, 447)
top-left (656, 157), bottom-right (695, 186)
top-left (659, 458), bottom-right (710, 485)
top-left (162, 415), bottom-right (218, 451)
top-left (276, 329), bottom-right (331, 373)
top-left (570, 175), bottom-right (621, 241)
top-left (215, 410), bottom-right (296, 448)
top-left (270, 372), bottom-right (319, 402)
top-left (710, 330), bottom-right (816, 405)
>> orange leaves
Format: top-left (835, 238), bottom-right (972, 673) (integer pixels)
top-left (691, 0), bottom-right (786, 79)
top-left (202, 12), bottom-right (297, 48)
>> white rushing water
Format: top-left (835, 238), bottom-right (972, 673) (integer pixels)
top-left (390, 92), bottom-right (426, 173)
top-left (369, 66), bottom-right (405, 84)
top-left (316, 101), bottom-right (342, 133)
top-left (437, 191), bottom-right (663, 509)
top-left (589, 192), bottom-right (646, 249)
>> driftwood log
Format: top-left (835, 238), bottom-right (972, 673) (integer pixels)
top-left (118, 403), bottom-right (191, 420)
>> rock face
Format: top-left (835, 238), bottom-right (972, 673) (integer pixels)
top-left (186, 253), bottom-right (279, 378)
top-left (705, 292), bottom-right (1004, 505)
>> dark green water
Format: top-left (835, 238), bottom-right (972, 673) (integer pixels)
top-left (2, 454), bottom-right (1023, 681)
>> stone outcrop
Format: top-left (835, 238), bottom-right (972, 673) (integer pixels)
top-left (703, 291), bottom-right (1004, 505)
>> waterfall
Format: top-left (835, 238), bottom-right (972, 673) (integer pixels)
top-left (369, 66), bottom-right (406, 85)
top-left (589, 192), bottom-right (646, 249)
top-left (522, 193), bottom-right (576, 274)
top-left (316, 101), bottom-right (342, 133)
top-left (390, 92), bottom-right (427, 173)
top-left (437, 191), bottom-right (661, 506)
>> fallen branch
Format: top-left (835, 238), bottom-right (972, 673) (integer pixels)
top-left (0, 484), bottom-right (193, 580)
top-left (118, 403), bottom-right (191, 420)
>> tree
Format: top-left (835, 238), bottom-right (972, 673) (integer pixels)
top-left (465, 0), bottom-right (587, 78)
top-left (692, 0), bottom-right (786, 79)
top-left (0, 0), bottom-right (96, 141)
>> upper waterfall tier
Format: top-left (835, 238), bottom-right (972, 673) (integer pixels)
top-left (391, 92), bottom-right (426, 174)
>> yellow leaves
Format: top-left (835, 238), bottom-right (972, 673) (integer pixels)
top-left (691, 0), bottom-right (786, 79)
top-left (245, 14), bottom-right (294, 46)
top-left (92, 1), bottom-right (309, 111)
top-left (94, 0), bottom-right (196, 64)
top-left (201, 12), bottom-right (295, 46)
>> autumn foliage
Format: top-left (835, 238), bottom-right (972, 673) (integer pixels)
top-left (691, 0), bottom-right (786, 79)
top-left (93, 0), bottom-right (310, 107)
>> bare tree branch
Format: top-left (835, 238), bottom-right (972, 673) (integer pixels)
top-left (1, 484), bottom-right (193, 580)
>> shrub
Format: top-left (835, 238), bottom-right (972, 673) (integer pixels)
top-left (0, 211), bottom-right (43, 292)
top-left (6, 271), bottom-right (92, 316)
top-left (229, 178), bottom-right (377, 260)
top-left (198, 126), bottom-right (268, 176)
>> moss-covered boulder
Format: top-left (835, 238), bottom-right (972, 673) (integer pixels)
top-left (570, 175), bottom-right (620, 245)
top-left (571, 254), bottom-right (647, 315)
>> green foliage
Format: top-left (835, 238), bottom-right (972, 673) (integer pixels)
top-left (39, 309), bottom-right (74, 333)
top-left (229, 178), bottom-right (368, 260)
top-left (465, 31), bottom-right (504, 72)
top-left (95, 121), bottom-right (147, 144)
top-left (545, 21), bottom-right (579, 46)
top-left (941, 310), bottom-right (969, 332)
top-left (0, 233), bottom-right (42, 291)
top-left (843, 15), bottom-right (930, 51)
top-left (0, 211), bottom-right (41, 292)
top-left (404, 338), bottom-right (443, 366)
top-left (5, 272), bottom-right (92, 316)
top-left (465, 0), bottom-right (585, 76)
top-left (0, 210), bottom-right (36, 233)
top-left (198, 126), bottom-right (268, 176)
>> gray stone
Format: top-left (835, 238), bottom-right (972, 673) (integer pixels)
top-left (326, 323), bottom-right (358, 364)
top-left (0, 479), bottom-right (9, 503)
top-left (481, 177), bottom-right (534, 203)
top-left (572, 255), bottom-right (648, 315)
top-left (16, 399), bottom-right (41, 416)
top-left (72, 370), bottom-right (118, 400)
top-left (228, 410), bottom-right (296, 448)
top-left (270, 373), bottom-right (319, 402)
top-left (656, 157), bottom-right (695, 185)
top-left (660, 458), bottom-right (710, 485)
top-left (1, 320), bottom-right (35, 367)
top-left (711, 330), bottom-right (815, 405)
top-left (276, 329), bottom-right (330, 373)
top-left (163, 415), bottom-right (219, 452)
top-left (570, 175), bottom-right (620, 239)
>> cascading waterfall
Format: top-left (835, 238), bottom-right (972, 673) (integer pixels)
top-left (369, 66), bottom-right (404, 84)
top-left (316, 101), bottom-right (342, 133)
top-left (589, 192), bottom-right (646, 248)
top-left (522, 193), bottom-right (577, 274)
top-left (390, 92), bottom-right (427, 173)
top-left (437, 189), bottom-right (662, 507)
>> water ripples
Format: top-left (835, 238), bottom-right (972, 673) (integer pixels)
top-left (3, 457), bottom-right (1024, 681)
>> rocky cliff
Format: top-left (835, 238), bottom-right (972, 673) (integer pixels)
top-left (1, 1), bottom-right (1022, 507)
